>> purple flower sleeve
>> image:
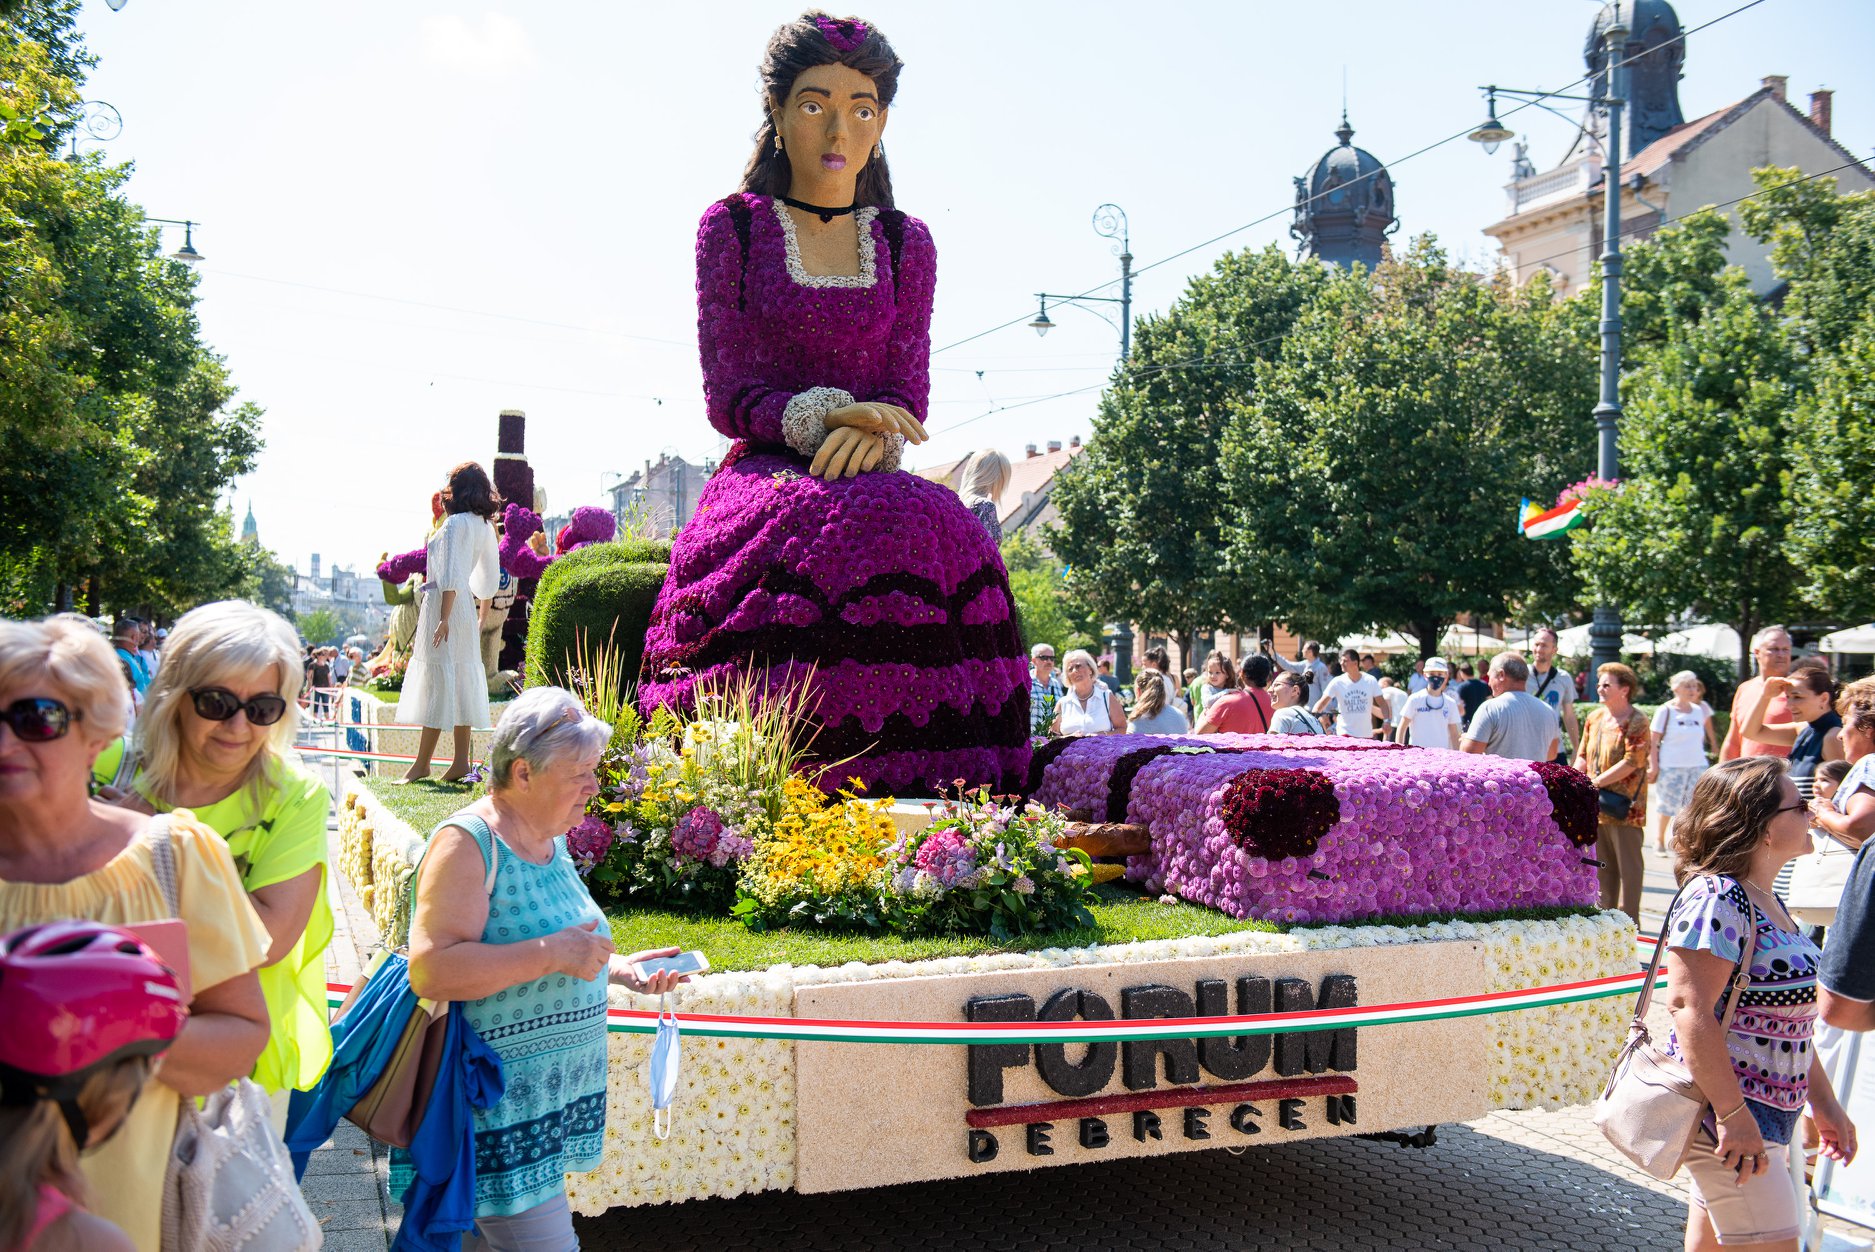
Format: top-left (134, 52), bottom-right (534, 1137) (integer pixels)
top-left (696, 200), bottom-right (799, 446)
top-left (868, 215), bottom-right (935, 423)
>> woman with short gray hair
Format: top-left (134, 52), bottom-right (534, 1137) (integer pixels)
top-left (407, 686), bottom-right (687, 1249)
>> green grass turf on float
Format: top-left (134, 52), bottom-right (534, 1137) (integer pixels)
top-left (359, 776), bottom-right (1599, 972)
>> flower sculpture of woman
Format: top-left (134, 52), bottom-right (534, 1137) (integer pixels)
top-left (638, 12), bottom-right (1029, 796)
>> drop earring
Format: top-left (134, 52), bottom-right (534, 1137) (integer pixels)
top-left (874, 143), bottom-right (883, 159)
top-left (774, 132), bottom-right (783, 152)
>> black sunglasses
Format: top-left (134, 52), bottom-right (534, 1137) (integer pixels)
top-left (189, 687), bottom-right (289, 727)
top-left (0, 697), bottom-right (78, 742)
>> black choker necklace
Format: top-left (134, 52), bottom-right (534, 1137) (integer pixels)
top-left (781, 195), bottom-right (857, 224)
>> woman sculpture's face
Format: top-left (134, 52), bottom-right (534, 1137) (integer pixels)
top-left (182, 663), bottom-right (280, 782)
top-left (0, 681), bottom-right (108, 811)
top-left (775, 63), bottom-right (886, 197)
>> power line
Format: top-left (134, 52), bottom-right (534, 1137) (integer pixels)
top-left (931, 0), bottom-right (1771, 357)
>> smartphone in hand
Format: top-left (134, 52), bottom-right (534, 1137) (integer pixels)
top-left (633, 950), bottom-right (710, 981)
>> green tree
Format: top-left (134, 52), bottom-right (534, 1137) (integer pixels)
top-left (1738, 166), bottom-right (1875, 618)
top-left (1049, 246), bottom-right (1328, 654)
top-left (0, 12), bottom-right (264, 619)
top-left (239, 542), bottom-right (299, 620)
top-left (1218, 237), bottom-right (1593, 657)
top-left (296, 608), bottom-right (341, 645)
top-left (1000, 532), bottom-right (1099, 656)
top-left (1569, 210), bottom-right (1800, 676)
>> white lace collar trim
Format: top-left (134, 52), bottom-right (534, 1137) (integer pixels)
top-left (770, 198), bottom-right (880, 289)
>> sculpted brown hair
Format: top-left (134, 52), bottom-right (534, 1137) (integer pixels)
top-left (1671, 756), bottom-right (1790, 885)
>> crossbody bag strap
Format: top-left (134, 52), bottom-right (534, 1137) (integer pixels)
top-left (143, 813), bottom-right (181, 917)
top-left (1637, 876), bottom-right (1759, 1026)
top-left (396, 811), bottom-right (503, 949)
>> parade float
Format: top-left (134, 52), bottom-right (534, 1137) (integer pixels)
top-left (336, 665), bottom-right (1636, 1214)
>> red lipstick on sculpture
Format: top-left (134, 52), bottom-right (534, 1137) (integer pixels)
top-left (820, 153), bottom-right (846, 171)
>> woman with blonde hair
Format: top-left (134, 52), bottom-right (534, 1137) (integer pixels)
top-left (0, 616), bottom-right (269, 1252)
top-left (93, 599), bottom-right (334, 1112)
top-left (1126, 669), bottom-right (1189, 735)
top-left (958, 448), bottom-right (1012, 542)
top-left (1660, 758), bottom-right (1854, 1252)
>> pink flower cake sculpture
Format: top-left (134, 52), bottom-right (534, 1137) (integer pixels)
top-left (1031, 734), bottom-right (1599, 925)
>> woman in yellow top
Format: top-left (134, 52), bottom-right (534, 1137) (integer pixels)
top-left (0, 615), bottom-right (270, 1252)
top-left (96, 599), bottom-right (335, 1113)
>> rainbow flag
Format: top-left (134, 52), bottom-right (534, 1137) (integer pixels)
top-left (1520, 496), bottom-right (1584, 540)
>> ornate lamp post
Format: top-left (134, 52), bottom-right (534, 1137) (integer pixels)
top-left (1029, 203), bottom-right (1133, 362)
top-left (62, 100), bottom-right (121, 162)
top-left (1470, 16), bottom-right (1630, 671)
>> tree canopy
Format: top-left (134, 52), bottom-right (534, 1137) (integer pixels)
top-left (1, 5), bottom-right (274, 619)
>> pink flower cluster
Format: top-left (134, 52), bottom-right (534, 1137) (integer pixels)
top-left (566, 815), bottom-right (616, 874)
top-left (912, 828), bottom-right (981, 889)
top-left (1032, 735), bottom-right (1599, 925)
top-left (670, 806), bottom-right (753, 869)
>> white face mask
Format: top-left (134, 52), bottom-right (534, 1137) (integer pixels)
top-left (649, 994), bottom-right (681, 1140)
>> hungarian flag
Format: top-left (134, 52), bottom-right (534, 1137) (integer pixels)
top-left (1520, 496), bottom-right (1584, 540)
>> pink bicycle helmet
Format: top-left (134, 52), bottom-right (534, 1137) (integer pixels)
top-left (0, 921), bottom-right (187, 1144)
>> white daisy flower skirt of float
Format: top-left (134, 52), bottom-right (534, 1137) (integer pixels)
top-left (334, 732), bottom-right (1639, 1213)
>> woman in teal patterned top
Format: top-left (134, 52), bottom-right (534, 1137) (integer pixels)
top-left (408, 687), bottom-right (687, 1249)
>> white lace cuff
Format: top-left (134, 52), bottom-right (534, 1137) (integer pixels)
top-left (780, 386), bottom-right (855, 458)
top-left (877, 432), bottom-right (905, 473)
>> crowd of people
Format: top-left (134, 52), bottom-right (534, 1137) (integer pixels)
top-left (0, 599), bottom-right (684, 1250)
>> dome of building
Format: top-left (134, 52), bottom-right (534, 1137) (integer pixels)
top-left (1585, 0), bottom-right (1685, 155)
top-left (1291, 113), bottom-right (1398, 270)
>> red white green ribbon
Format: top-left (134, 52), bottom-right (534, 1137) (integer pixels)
top-left (324, 962), bottom-right (1665, 1044)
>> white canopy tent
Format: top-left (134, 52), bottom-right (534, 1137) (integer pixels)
top-left (1820, 624), bottom-right (1875, 655)
top-left (1654, 623), bottom-right (1743, 662)
top-left (1552, 623), bottom-right (1655, 657)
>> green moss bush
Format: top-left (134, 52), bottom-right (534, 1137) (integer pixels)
top-left (523, 539), bottom-right (672, 689)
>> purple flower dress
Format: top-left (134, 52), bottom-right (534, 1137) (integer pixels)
top-left (638, 194), bottom-right (1030, 795)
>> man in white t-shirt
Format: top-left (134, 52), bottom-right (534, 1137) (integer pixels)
top-left (1397, 658), bottom-right (1464, 749)
top-left (1314, 647), bottom-right (1384, 739)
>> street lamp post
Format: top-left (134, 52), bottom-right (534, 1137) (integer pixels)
top-left (1029, 203), bottom-right (1133, 363)
top-left (1470, 18), bottom-right (1629, 673)
top-left (148, 217), bottom-right (206, 263)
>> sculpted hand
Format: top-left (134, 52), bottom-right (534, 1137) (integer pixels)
top-left (826, 402), bottom-right (927, 445)
top-left (545, 919), bottom-right (613, 981)
top-left (810, 426), bottom-right (886, 480)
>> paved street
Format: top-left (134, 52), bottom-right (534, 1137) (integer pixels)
top-left (301, 764), bottom-right (1873, 1251)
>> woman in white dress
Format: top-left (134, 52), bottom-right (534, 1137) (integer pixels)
top-left (396, 462), bottom-right (502, 782)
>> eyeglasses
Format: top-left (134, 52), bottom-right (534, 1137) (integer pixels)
top-left (1775, 801), bottom-right (1809, 815)
top-left (0, 697), bottom-right (78, 742)
top-left (189, 687), bottom-right (289, 727)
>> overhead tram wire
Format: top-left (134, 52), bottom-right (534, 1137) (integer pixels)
top-left (930, 0), bottom-right (1772, 358)
top-left (927, 156), bottom-right (1849, 434)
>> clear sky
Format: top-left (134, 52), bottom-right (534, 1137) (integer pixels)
top-left (76, 0), bottom-right (1870, 578)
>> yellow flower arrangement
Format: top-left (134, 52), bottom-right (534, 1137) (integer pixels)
top-left (736, 777), bottom-right (898, 924)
